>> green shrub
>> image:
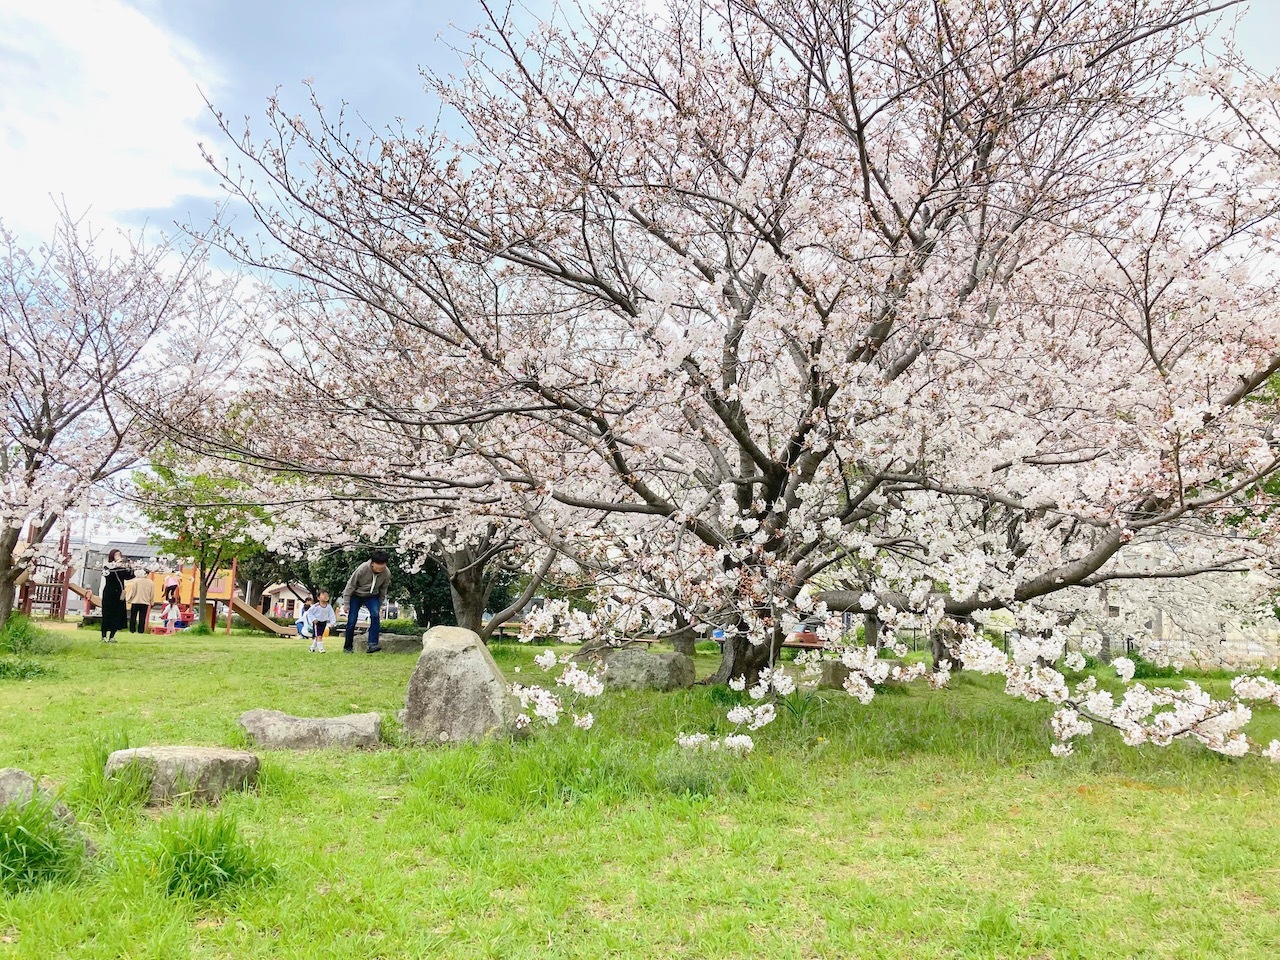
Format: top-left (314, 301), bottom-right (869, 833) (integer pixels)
top-left (486, 642), bottom-right (521, 662)
top-left (1128, 653), bottom-right (1183, 680)
top-left (148, 811), bottom-right (274, 901)
top-left (0, 614), bottom-right (39, 655)
top-left (184, 623), bottom-right (214, 637)
top-left (378, 617), bottom-right (421, 635)
top-left (0, 795), bottom-right (86, 893)
top-left (0, 659), bottom-right (52, 680)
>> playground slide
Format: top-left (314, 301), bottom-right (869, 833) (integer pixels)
top-left (230, 595), bottom-right (296, 636)
top-left (66, 582), bottom-right (101, 608)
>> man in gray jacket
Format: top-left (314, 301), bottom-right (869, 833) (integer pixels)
top-left (342, 549), bottom-right (391, 653)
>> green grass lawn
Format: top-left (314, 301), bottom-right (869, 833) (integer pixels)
top-left (2, 626), bottom-right (1279, 959)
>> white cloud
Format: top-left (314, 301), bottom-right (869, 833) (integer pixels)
top-left (0, 0), bottom-right (221, 238)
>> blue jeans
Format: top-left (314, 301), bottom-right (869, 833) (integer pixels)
top-left (344, 596), bottom-right (382, 651)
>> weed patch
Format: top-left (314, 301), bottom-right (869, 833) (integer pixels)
top-left (0, 796), bottom-right (85, 893)
top-left (144, 811), bottom-right (274, 902)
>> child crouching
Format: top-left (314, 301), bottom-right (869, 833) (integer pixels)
top-left (304, 591), bottom-right (338, 653)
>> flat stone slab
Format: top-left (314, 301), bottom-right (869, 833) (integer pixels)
top-left (403, 626), bottom-right (520, 743)
top-left (602, 647), bottom-right (695, 691)
top-left (238, 709), bottom-right (382, 750)
top-left (353, 632), bottom-right (421, 654)
top-left (105, 747), bottom-right (259, 804)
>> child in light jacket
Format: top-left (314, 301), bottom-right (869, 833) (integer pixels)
top-left (160, 601), bottom-right (181, 634)
top-left (304, 592), bottom-right (338, 653)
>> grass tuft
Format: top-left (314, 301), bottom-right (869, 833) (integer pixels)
top-left (146, 811), bottom-right (274, 902)
top-left (0, 615), bottom-right (40, 656)
top-left (0, 795), bottom-right (85, 894)
top-left (0, 659), bottom-right (52, 680)
top-left (68, 733), bottom-right (150, 823)
top-left (652, 745), bottom-right (745, 798)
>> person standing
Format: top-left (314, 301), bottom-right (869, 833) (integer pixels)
top-left (100, 549), bottom-right (134, 643)
top-left (127, 570), bottom-right (155, 634)
top-left (342, 550), bottom-right (390, 654)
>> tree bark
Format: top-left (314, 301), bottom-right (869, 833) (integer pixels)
top-left (479, 548), bottom-right (554, 642)
top-left (704, 628), bottom-right (782, 686)
top-left (669, 626), bottom-right (697, 657)
top-left (0, 526), bottom-right (25, 627)
top-left (931, 621), bottom-right (963, 673)
top-left (447, 557), bottom-right (487, 635)
top-left (864, 613), bottom-right (881, 650)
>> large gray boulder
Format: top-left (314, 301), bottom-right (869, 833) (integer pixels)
top-left (403, 626), bottom-right (520, 743)
top-left (105, 747), bottom-right (259, 804)
top-left (237, 709), bottom-right (382, 750)
top-left (353, 633), bottom-right (421, 654)
top-left (602, 647), bottom-right (695, 691)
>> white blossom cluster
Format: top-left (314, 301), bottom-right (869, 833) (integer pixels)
top-left (512, 653), bottom-right (606, 731)
top-left (675, 731), bottom-right (755, 754)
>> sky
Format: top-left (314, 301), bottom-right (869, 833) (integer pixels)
top-left (0, 0), bottom-right (552, 240)
top-left (0, 0), bottom-right (1278, 242)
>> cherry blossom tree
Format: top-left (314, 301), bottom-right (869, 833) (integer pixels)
top-left (0, 210), bottom-right (236, 625)
top-left (156, 329), bottom-right (556, 640)
top-left (201, 0), bottom-right (1280, 720)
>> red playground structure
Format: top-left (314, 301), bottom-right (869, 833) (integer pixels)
top-left (15, 526), bottom-right (73, 621)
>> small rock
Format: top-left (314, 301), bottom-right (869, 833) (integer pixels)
top-left (602, 647), bottom-right (695, 691)
top-left (0, 768), bottom-right (75, 825)
top-left (237, 709), bottom-right (382, 750)
top-left (105, 747), bottom-right (259, 804)
top-left (0, 767), bottom-right (94, 855)
top-left (403, 626), bottom-right (521, 743)
top-left (353, 633), bottom-right (421, 654)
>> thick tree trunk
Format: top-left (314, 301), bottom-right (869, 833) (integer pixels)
top-left (0, 526), bottom-right (25, 628)
top-left (447, 559), bottom-right (487, 636)
top-left (0, 573), bottom-right (16, 628)
top-left (704, 629), bottom-right (783, 686)
top-left (669, 626), bottom-right (697, 657)
top-left (931, 622), bottom-right (963, 673)
top-left (864, 613), bottom-right (881, 649)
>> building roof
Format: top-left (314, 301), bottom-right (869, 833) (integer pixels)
top-left (262, 581), bottom-right (312, 598)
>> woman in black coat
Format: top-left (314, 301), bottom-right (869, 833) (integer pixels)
top-left (100, 549), bottom-right (134, 643)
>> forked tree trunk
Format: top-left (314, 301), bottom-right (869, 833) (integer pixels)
top-left (931, 622), bottom-right (962, 673)
top-left (669, 626), bottom-right (697, 657)
top-left (704, 628), bottom-right (783, 686)
top-left (447, 559), bottom-right (487, 635)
